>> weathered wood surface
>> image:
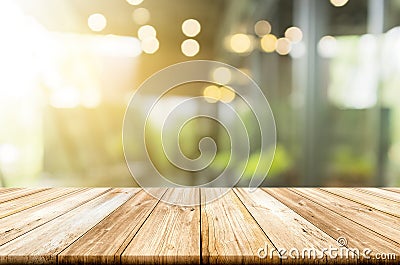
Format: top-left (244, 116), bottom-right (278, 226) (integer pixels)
top-left (0, 188), bottom-right (398, 264)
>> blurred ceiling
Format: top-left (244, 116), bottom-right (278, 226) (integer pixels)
top-left (14, 0), bottom-right (400, 54)
top-left (13, 0), bottom-right (400, 96)
top-left (15, 0), bottom-right (231, 94)
top-left (16, 0), bottom-right (226, 53)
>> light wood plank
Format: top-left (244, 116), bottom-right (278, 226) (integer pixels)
top-left (264, 189), bottom-right (400, 260)
top-left (356, 188), bottom-right (400, 203)
top-left (290, 188), bottom-right (400, 244)
top-left (0, 188), bottom-right (21, 195)
top-left (0, 188), bottom-right (135, 265)
top-left (0, 188), bottom-right (398, 264)
top-left (382, 188), bottom-right (400, 194)
top-left (0, 188), bottom-right (110, 246)
top-left (201, 188), bottom-right (279, 264)
top-left (59, 188), bottom-right (166, 265)
top-left (0, 188), bottom-right (83, 219)
top-left (321, 188), bottom-right (400, 218)
top-left (121, 188), bottom-right (200, 265)
top-left (0, 188), bottom-right (49, 204)
top-left (235, 188), bottom-right (340, 263)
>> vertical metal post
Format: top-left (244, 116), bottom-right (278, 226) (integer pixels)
top-left (293, 0), bottom-right (328, 186)
top-left (368, 0), bottom-right (386, 186)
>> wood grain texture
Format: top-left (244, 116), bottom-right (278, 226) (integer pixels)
top-left (356, 188), bottom-right (400, 203)
top-left (121, 188), bottom-right (200, 265)
top-left (235, 188), bottom-right (339, 263)
top-left (321, 188), bottom-right (400, 218)
top-left (0, 188), bottom-right (399, 264)
top-left (59, 188), bottom-right (166, 265)
top-left (290, 188), bottom-right (400, 244)
top-left (201, 188), bottom-right (279, 264)
top-left (0, 188), bottom-right (49, 204)
top-left (0, 188), bottom-right (134, 264)
top-left (264, 188), bottom-right (400, 262)
top-left (0, 188), bottom-right (82, 219)
top-left (383, 188), bottom-right (400, 194)
top-left (0, 188), bottom-right (20, 195)
top-left (0, 188), bottom-right (109, 246)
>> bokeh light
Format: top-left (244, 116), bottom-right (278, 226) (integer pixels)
top-left (219, 86), bottom-right (236, 103)
top-left (285, 27), bottom-right (303, 43)
top-left (126, 0), bottom-right (144, 6)
top-left (203, 85), bottom-right (221, 103)
top-left (229, 34), bottom-right (253, 54)
top-left (276, 37), bottom-right (292, 55)
top-left (318, 35), bottom-right (338, 58)
top-left (141, 37), bottom-right (159, 54)
top-left (138, 25), bottom-right (156, 40)
top-left (203, 85), bottom-right (236, 103)
top-left (87, 13), bottom-right (107, 32)
top-left (132, 8), bottom-right (150, 25)
top-left (0, 0), bottom-right (395, 189)
top-left (330, 0), bottom-right (349, 7)
top-left (212, 67), bottom-right (232, 85)
top-left (182, 19), bottom-right (201, 37)
top-left (254, 20), bottom-right (271, 37)
top-left (260, 34), bottom-right (277, 53)
top-left (289, 42), bottom-right (306, 59)
top-left (181, 39), bottom-right (200, 57)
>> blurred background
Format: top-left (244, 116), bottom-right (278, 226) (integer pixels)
top-left (1, 0), bottom-right (400, 187)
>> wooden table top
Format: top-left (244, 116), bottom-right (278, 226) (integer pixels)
top-left (0, 188), bottom-right (399, 264)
